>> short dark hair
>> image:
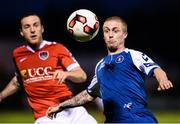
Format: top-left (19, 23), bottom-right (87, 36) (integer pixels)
top-left (18, 11), bottom-right (43, 29)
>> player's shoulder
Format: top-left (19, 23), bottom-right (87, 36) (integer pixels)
top-left (13, 45), bottom-right (26, 56)
top-left (125, 48), bottom-right (144, 58)
top-left (42, 40), bottom-right (69, 53)
top-left (96, 58), bottom-right (104, 66)
top-left (94, 58), bottom-right (105, 71)
top-left (47, 41), bottom-right (66, 49)
top-left (44, 40), bottom-right (62, 47)
top-left (45, 40), bottom-right (71, 55)
top-left (125, 48), bottom-right (143, 54)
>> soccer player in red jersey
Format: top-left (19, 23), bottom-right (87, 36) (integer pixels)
top-left (0, 13), bottom-right (97, 124)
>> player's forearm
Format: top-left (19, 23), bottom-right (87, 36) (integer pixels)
top-left (0, 76), bottom-right (20, 101)
top-left (67, 68), bottom-right (87, 83)
top-left (154, 67), bottom-right (168, 83)
top-left (59, 90), bottom-right (94, 109)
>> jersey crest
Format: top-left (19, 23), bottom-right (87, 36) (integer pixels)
top-left (39, 51), bottom-right (49, 60)
top-left (115, 55), bottom-right (124, 63)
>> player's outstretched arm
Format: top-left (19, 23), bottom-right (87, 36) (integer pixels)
top-left (153, 67), bottom-right (173, 91)
top-left (0, 76), bottom-right (20, 102)
top-left (51, 67), bottom-right (87, 84)
top-left (46, 90), bottom-right (95, 119)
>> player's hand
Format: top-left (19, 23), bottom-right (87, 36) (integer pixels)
top-left (157, 79), bottom-right (173, 91)
top-left (49, 70), bottom-right (69, 84)
top-left (46, 105), bottom-right (62, 119)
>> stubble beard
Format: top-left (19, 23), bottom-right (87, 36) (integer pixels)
top-left (108, 46), bottom-right (118, 53)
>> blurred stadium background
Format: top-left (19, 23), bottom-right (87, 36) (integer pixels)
top-left (0, 0), bottom-right (180, 123)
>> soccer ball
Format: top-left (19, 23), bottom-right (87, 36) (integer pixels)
top-left (67, 9), bottom-right (100, 42)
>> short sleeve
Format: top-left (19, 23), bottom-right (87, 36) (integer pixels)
top-left (87, 75), bottom-right (101, 98)
top-left (129, 49), bottom-right (159, 77)
top-left (57, 44), bottom-right (80, 71)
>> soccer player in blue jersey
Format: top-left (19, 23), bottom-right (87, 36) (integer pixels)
top-left (46, 16), bottom-right (173, 123)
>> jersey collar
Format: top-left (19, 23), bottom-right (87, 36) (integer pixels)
top-left (26, 40), bottom-right (51, 53)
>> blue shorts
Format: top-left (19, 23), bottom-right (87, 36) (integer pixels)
top-left (105, 108), bottom-right (158, 123)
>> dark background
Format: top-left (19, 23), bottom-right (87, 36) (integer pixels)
top-left (0, 0), bottom-right (179, 112)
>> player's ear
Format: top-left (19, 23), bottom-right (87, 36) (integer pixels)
top-left (20, 30), bottom-right (24, 37)
top-left (41, 25), bottom-right (44, 33)
top-left (124, 32), bottom-right (128, 39)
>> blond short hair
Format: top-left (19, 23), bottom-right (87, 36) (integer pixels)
top-left (104, 16), bottom-right (127, 33)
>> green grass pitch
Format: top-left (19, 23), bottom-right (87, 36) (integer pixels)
top-left (0, 109), bottom-right (179, 123)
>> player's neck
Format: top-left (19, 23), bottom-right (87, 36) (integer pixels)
top-left (27, 41), bottom-right (42, 51)
top-left (108, 46), bottom-right (125, 55)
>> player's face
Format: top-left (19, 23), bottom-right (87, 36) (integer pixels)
top-left (103, 20), bottom-right (127, 53)
top-left (20, 15), bottom-right (44, 46)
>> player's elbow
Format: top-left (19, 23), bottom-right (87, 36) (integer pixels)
top-left (79, 71), bottom-right (87, 83)
top-left (70, 67), bottom-right (87, 83)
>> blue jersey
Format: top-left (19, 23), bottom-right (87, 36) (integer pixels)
top-left (87, 48), bottom-right (158, 123)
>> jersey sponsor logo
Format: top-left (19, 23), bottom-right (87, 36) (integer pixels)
top-left (39, 51), bottom-right (49, 60)
top-left (20, 66), bottom-right (53, 83)
top-left (28, 66), bottom-right (52, 77)
top-left (123, 102), bottom-right (132, 110)
top-left (20, 69), bottom-right (28, 79)
top-left (116, 55), bottom-right (124, 63)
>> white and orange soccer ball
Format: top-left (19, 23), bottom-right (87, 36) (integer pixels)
top-left (67, 9), bottom-right (100, 42)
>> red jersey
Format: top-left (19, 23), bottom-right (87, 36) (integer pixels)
top-left (13, 40), bottom-right (80, 119)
